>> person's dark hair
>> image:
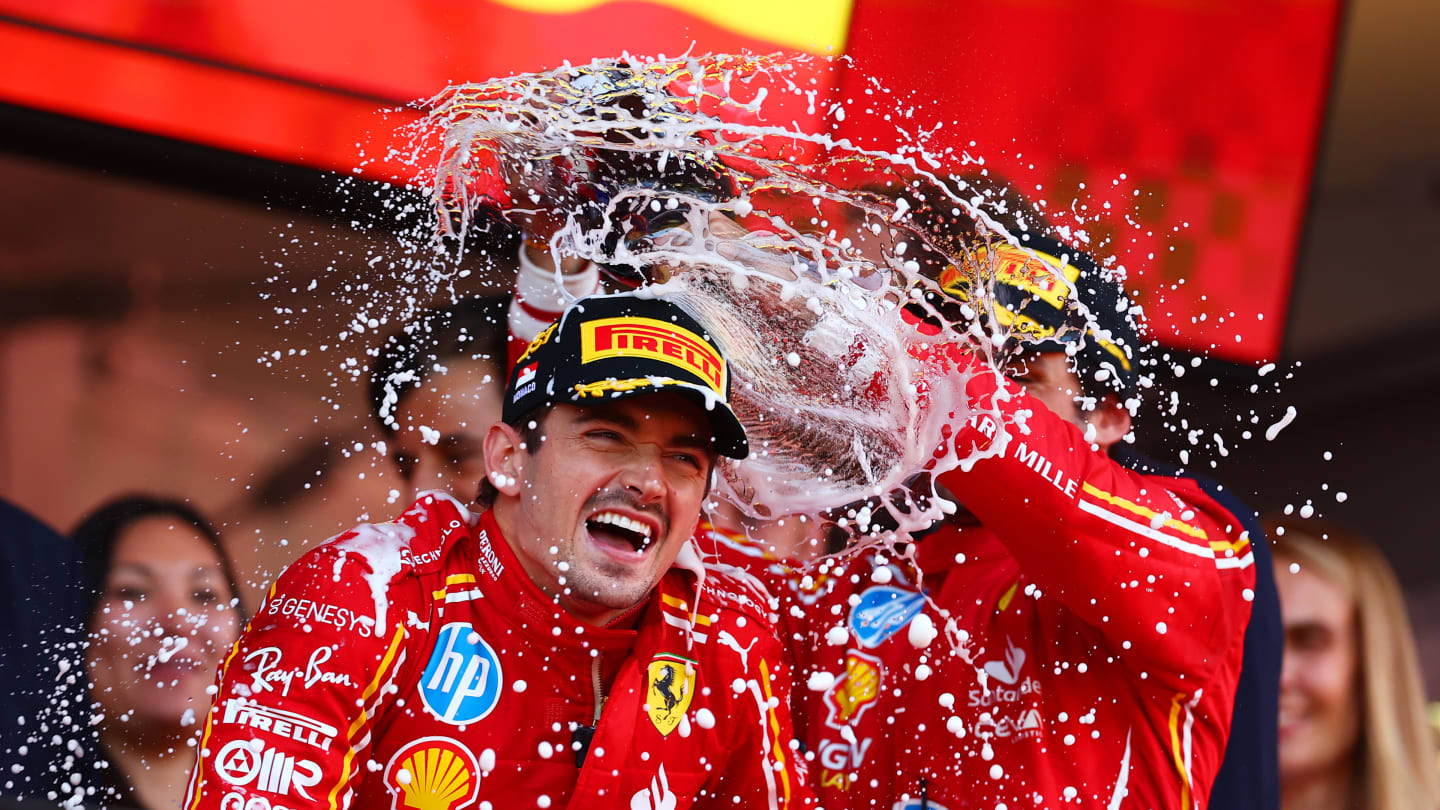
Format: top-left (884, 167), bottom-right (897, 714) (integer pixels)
top-left (369, 296), bottom-right (512, 440)
top-left (71, 495), bottom-right (246, 625)
top-left (370, 296), bottom-right (511, 480)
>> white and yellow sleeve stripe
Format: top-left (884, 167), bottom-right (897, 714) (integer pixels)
top-left (1079, 482), bottom-right (1253, 570)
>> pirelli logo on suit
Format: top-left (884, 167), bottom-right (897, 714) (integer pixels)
top-left (579, 317), bottom-right (726, 395)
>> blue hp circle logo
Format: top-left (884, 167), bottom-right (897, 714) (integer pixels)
top-left (419, 622), bottom-right (503, 725)
top-left (849, 585), bottom-right (927, 648)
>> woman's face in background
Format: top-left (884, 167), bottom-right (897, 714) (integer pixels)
top-left (86, 516), bottom-right (241, 735)
top-left (1275, 554), bottom-right (1363, 784)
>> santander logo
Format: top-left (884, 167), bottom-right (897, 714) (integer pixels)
top-left (970, 638), bottom-right (1042, 709)
top-left (982, 640), bottom-right (1026, 686)
top-left (973, 637), bottom-right (1042, 711)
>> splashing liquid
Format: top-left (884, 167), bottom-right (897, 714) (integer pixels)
top-left (397, 54), bottom-right (1123, 542)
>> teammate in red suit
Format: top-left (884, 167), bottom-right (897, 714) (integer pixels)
top-left (185, 292), bottom-right (814, 810)
top-left (761, 235), bottom-right (1257, 809)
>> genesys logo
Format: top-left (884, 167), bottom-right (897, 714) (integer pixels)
top-left (848, 585), bottom-right (927, 648)
top-left (384, 736), bottom-right (479, 810)
top-left (220, 698), bottom-right (337, 752)
top-left (420, 623), bottom-right (504, 725)
top-left (264, 596), bottom-right (374, 638)
top-left (215, 739), bottom-right (322, 800)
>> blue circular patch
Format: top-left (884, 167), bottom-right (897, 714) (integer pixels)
top-left (419, 622), bottom-right (504, 725)
top-left (849, 585), bottom-right (927, 648)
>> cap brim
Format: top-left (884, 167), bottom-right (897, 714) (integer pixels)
top-left (563, 379), bottom-right (749, 460)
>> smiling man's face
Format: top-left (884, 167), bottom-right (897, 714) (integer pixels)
top-left (486, 393), bottom-right (716, 625)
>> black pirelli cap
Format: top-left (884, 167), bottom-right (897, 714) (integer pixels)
top-left (503, 292), bottom-right (749, 459)
top-left (939, 234), bottom-right (1141, 395)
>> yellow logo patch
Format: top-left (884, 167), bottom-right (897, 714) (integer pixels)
top-left (645, 654), bottom-right (697, 736)
top-left (580, 317), bottom-right (726, 396)
top-left (822, 651), bottom-right (882, 729)
top-left (978, 243), bottom-right (1081, 311)
top-left (384, 736), bottom-right (479, 810)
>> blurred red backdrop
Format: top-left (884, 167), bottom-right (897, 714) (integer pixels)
top-left (0, 0), bottom-right (1340, 361)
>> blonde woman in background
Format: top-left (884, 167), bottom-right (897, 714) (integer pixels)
top-left (1268, 516), bottom-right (1439, 810)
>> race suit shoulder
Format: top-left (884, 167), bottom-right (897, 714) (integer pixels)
top-left (186, 492), bottom-right (813, 810)
top-left (753, 350), bottom-right (1255, 810)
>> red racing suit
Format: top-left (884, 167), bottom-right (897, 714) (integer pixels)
top-left (185, 492), bottom-right (811, 810)
top-left (706, 351), bottom-right (1257, 810)
top-left (508, 261), bottom-right (1254, 807)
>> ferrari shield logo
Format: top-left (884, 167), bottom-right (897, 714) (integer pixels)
top-left (645, 654), bottom-right (697, 736)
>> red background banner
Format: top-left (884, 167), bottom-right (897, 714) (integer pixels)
top-left (0, 0), bottom-right (1341, 361)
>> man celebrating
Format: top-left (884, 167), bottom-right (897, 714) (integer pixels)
top-left (784, 234), bottom-right (1258, 810)
top-left (185, 293), bottom-right (812, 810)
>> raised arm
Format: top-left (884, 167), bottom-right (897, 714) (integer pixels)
top-left (937, 353), bottom-right (1255, 689)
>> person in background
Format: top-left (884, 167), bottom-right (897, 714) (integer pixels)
top-left (369, 297), bottom-right (513, 503)
top-left (771, 233), bottom-right (1256, 809)
top-left (852, 175), bottom-right (1282, 810)
top-left (72, 496), bottom-right (245, 810)
top-left (1268, 516), bottom-right (1440, 810)
top-left (0, 498), bottom-right (93, 805)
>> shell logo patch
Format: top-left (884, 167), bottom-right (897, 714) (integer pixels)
top-left (823, 650), bottom-right (883, 730)
top-left (384, 736), bottom-right (479, 810)
top-left (645, 653), bottom-right (698, 736)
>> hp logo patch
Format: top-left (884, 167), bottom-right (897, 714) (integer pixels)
top-left (849, 585), bottom-right (927, 648)
top-left (420, 622), bottom-right (503, 725)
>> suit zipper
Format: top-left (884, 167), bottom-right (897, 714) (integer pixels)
top-left (574, 654), bottom-right (606, 767)
top-left (592, 654), bottom-right (607, 724)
